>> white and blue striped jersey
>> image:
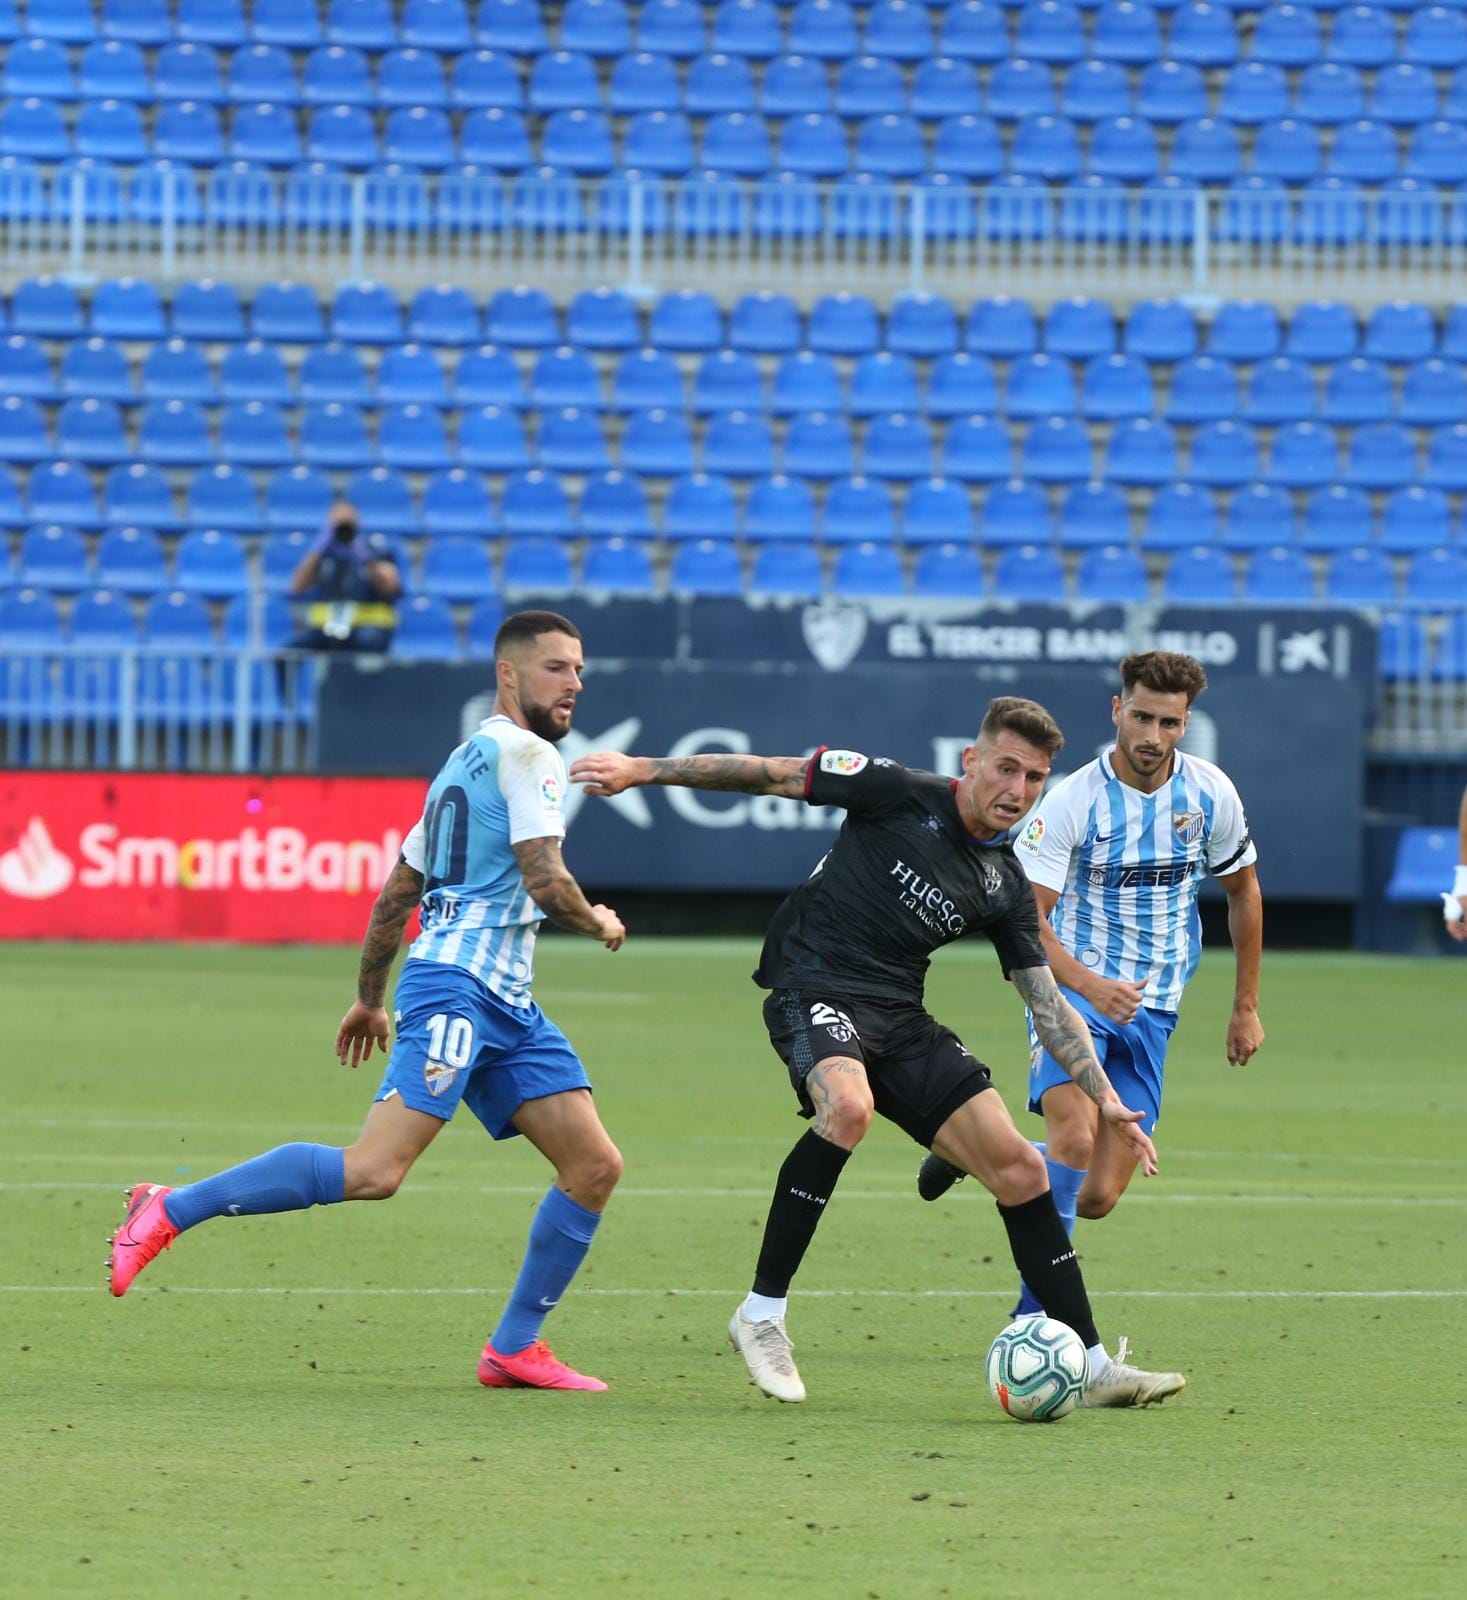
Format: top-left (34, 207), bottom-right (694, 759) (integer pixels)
top-left (1013, 749), bottom-right (1256, 1014)
top-left (399, 714), bottom-right (566, 1010)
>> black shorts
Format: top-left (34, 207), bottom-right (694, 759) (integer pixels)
top-left (761, 988), bottom-right (994, 1149)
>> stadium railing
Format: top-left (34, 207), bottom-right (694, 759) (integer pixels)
top-left (4, 167), bottom-right (1467, 306)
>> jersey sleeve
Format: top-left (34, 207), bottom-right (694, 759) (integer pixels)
top-left (1011, 783), bottom-right (1083, 894)
top-left (498, 737), bottom-right (568, 845)
top-left (1206, 773), bottom-right (1258, 878)
top-left (986, 873), bottom-right (1049, 978)
top-left (400, 815), bottom-right (427, 873)
top-left (803, 748), bottom-right (920, 815)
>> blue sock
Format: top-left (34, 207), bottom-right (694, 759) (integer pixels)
top-left (491, 1186), bottom-right (602, 1356)
top-left (164, 1143), bottom-right (346, 1234)
top-left (1014, 1143), bottom-right (1088, 1318)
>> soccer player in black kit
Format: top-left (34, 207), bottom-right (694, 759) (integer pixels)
top-left (570, 697), bottom-right (1184, 1408)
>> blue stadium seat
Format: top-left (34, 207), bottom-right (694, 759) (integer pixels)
top-left (375, 344), bottom-right (447, 406)
top-left (1381, 485), bottom-right (1454, 553)
top-left (1022, 414), bottom-right (1093, 481)
top-left (404, 283), bottom-right (476, 346)
top-left (91, 276), bottom-right (165, 340)
top-left (1220, 61), bottom-right (1289, 124)
top-left (0, 334), bottom-right (53, 400)
top-left (12, 275), bottom-right (82, 337)
top-left (693, 349), bottom-right (763, 415)
top-left (458, 106), bottom-right (531, 167)
top-left (1016, 1), bottom-right (1086, 66)
top-left (0, 394), bottom-right (49, 461)
top-left (561, 0), bottom-right (631, 57)
top-left (608, 49), bottom-right (678, 113)
top-left (745, 473), bottom-right (812, 544)
top-left (1163, 543), bottom-right (1235, 601)
top-left (392, 594), bottom-right (461, 659)
top-left (1425, 424), bottom-right (1467, 489)
top-left (634, 0), bottom-right (702, 58)
top-left (661, 472), bottom-right (734, 539)
top-left (835, 54), bottom-right (904, 118)
top-left (714, 0), bottom-right (782, 58)
top-left (1242, 355), bottom-right (1316, 423)
top-left (1402, 358), bottom-right (1467, 424)
top-left (104, 461), bottom-right (178, 530)
top-left (381, 402), bottom-right (455, 469)
top-left (1252, 3), bottom-right (1321, 67)
top-left (1321, 356), bottom-right (1391, 423)
top-left (1166, 355), bottom-right (1237, 423)
top-left (57, 398), bottom-right (127, 464)
top-left (831, 540), bottom-right (905, 596)
top-left (1404, 6), bottom-right (1467, 69)
top-left (994, 540), bottom-right (1066, 599)
top-left (784, 411), bottom-right (855, 478)
top-left (499, 468), bottom-right (571, 536)
top-left (538, 407), bottom-right (609, 472)
top-left (684, 51), bottom-right (755, 115)
top-left (933, 112), bottom-right (1004, 178)
top-left (219, 399), bottom-right (291, 467)
top-left (581, 537), bottom-right (655, 594)
top-left (1406, 121), bottom-right (1467, 185)
top-left (174, 527), bottom-right (249, 600)
top-left (808, 292), bottom-right (881, 355)
top-left (379, 51), bottom-right (448, 111)
top-left (1251, 117), bottom-right (1322, 183)
top-left (938, 0), bottom-right (1006, 62)
top-left (1268, 420), bottom-right (1339, 488)
top-left (1371, 63), bottom-right (1437, 127)
top-left (728, 291), bottom-right (801, 356)
top-left (291, 342), bottom-right (364, 405)
top-left (566, 287), bottom-right (639, 351)
top-left (1170, 116), bottom-right (1241, 181)
top-left (1092, 0), bottom-right (1162, 66)
top-left (849, 352), bottom-right (919, 418)
top-left (622, 407), bottom-right (695, 475)
top-left (1007, 353), bottom-right (1076, 418)
top-left (925, 351), bottom-right (996, 418)
top-left (864, 413), bottom-right (934, 480)
top-left (704, 410), bottom-right (775, 477)
top-left (1011, 113), bottom-right (1081, 181)
top-left (651, 288), bottom-right (724, 351)
top-left (940, 414), bottom-right (1013, 480)
top-left (981, 478), bottom-right (1052, 545)
top-left (4, 39), bottom-right (73, 98)
top-left (1345, 421), bottom-right (1417, 489)
top-left (1285, 299), bottom-right (1357, 361)
top-left (452, 47), bottom-right (521, 107)
top-left (580, 470), bottom-right (650, 539)
top-left (1224, 482), bottom-right (1294, 550)
top-left (669, 536), bottom-right (744, 595)
top-left (250, 0), bottom-right (320, 47)
top-left (264, 463), bottom-right (332, 531)
top-left (325, 0), bottom-right (396, 50)
top-left (18, 523), bottom-right (90, 590)
top-left (965, 296), bottom-right (1037, 359)
top-left (1300, 483), bottom-right (1370, 551)
top-left (1063, 61), bottom-right (1132, 128)
top-left (761, 53), bottom-right (830, 115)
top-left (0, 96), bottom-right (70, 161)
top-left (1325, 544), bottom-right (1396, 603)
top-left (86, 42), bottom-right (155, 104)
top-left (399, 0), bottom-right (469, 49)
top-left (74, 98), bottom-right (146, 162)
top-left (987, 58), bottom-right (1057, 122)
top-left (30, 449), bottom-right (100, 515)
top-left (777, 111), bottom-right (848, 176)
top-left (913, 56), bottom-right (983, 120)
top-left (421, 467), bottom-right (492, 535)
top-left (1170, 1), bottom-right (1238, 67)
top-left (528, 347), bottom-right (599, 412)
top-left (1136, 59), bottom-right (1205, 125)
top-left (1105, 417), bottom-right (1177, 484)
top-left (481, 285), bottom-right (553, 348)
top-left (1045, 296), bottom-right (1117, 359)
top-left (527, 49), bottom-right (600, 113)
top-left (177, 0), bottom-right (246, 48)
top-left (1058, 479), bottom-right (1129, 546)
top-left (1123, 297), bottom-right (1196, 360)
top-left (96, 526), bottom-right (167, 595)
top-left (1243, 545), bottom-right (1315, 602)
top-left (772, 351), bottom-right (842, 415)
top-left (1081, 354), bottom-right (1153, 420)
top-left (419, 536), bottom-right (494, 602)
top-left (293, 400), bottom-right (369, 468)
top-left (609, 348), bottom-right (681, 413)
top-left (1296, 62), bottom-right (1365, 125)
top-left (866, 0), bottom-right (933, 63)
top-left (900, 477), bottom-right (973, 545)
top-left (749, 540), bottom-right (823, 597)
top-left (699, 110), bottom-right (770, 176)
top-left (186, 463), bottom-right (262, 531)
top-left (1328, 118), bottom-right (1398, 183)
top-left (228, 42), bottom-right (297, 104)
top-left (475, 0), bottom-right (547, 51)
top-left (819, 475), bottom-right (892, 543)
top-left (134, 399), bottom-right (209, 466)
top-left (1208, 299), bottom-right (1282, 361)
top-left (1076, 542), bottom-right (1149, 601)
top-left (172, 277), bottom-right (244, 342)
top-left (0, 586), bottom-right (63, 648)
top-left (1330, 6), bottom-right (1396, 69)
top-left (138, 338), bottom-right (212, 405)
top-left (787, 0), bottom-right (857, 61)
top-left (913, 541), bottom-right (986, 596)
top-left (1406, 545), bottom-right (1467, 603)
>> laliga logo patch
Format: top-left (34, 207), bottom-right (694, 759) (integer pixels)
top-left (540, 774), bottom-right (563, 810)
top-left (1173, 809), bottom-right (1204, 844)
top-left (1018, 815), bottom-right (1045, 853)
top-left (819, 749), bottom-right (869, 777)
top-left (424, 1060), bottom-right (458, 1097)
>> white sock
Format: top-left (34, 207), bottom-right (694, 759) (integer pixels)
top-left (1087, 1343), bottom-right (1110, 1381)
top-left (742, 1292), bottom-right (787, 1323)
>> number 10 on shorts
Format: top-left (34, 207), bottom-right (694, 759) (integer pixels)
top-left (425, 1012), bottom-right (475, 1091)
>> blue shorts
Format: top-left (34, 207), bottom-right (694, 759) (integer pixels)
top-left (373, 961), bottom-right (590, 1141)
top-left (1026, 989), bottom-right (1177, 1136)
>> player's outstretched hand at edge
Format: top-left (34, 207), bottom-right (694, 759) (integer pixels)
top-left (570, 751), bottom-right (644, 797)
top-left (336, 1001), bottom-right (391, 1068)
top-left (1101, 1100), bottom-right (1158, 1177)
top-left (1087, 975), bottom-right (1146, 1025)
top-left (593, 904), bottom-right (626, 952)
top-left (1447, 893), bottom-right (1467, 942)
top-left (1226, 1005), bottom-right (1266, 1066)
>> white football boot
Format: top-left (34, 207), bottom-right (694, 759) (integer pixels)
top-left (1083, 1336), bottom-right (1187, 1407)
top-left (728, 1307), bottom-right (807, 1403)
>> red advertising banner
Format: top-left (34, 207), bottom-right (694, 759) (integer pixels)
top-left (0, 773), bottom-right (427, 942)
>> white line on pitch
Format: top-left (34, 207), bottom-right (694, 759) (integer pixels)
top-left (2, 1285), bottom-right (1463, 1299)
top-left (0, 1181), bottom-right (1462, 1205)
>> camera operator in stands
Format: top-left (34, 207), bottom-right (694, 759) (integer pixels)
top-left (289, 499), bottom-right (402, 653)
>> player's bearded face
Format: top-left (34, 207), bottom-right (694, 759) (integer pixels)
top-left (1113, 686), bottom-right (1189, 780)
top-left (514, 633), bottom-right (584, 744)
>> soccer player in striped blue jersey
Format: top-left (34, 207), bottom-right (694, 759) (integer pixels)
top-left (920, 652), bottom-right (1265, 1327)
top-left (109, 612), bottom-right (629, 1392)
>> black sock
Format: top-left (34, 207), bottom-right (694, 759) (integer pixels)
top-left (996, 1192), bottom-right (1100, 1349)
top-left (751, 1130), bottom-right (851, 1298)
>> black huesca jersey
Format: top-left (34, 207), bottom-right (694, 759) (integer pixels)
top-left (753, 748), bottom-right (1048, 1005)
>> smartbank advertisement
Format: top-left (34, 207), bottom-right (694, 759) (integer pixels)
top-left (0, 774), bottom-right (425, 942)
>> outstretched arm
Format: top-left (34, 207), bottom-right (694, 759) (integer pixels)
top-left (336, 855), bottom-right (424, 1067)
top-left (569, 751), bottom-right (807, 798)
top-left (1221, 865), bottom-right (1265, 1063)
top-left (513, 836), bottom-right (625, 950)
top-left (1011, 964), bottom-right (1158, 1177)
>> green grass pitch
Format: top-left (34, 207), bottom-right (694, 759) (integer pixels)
top-left (3, 939), bottom-right (1464, 1600)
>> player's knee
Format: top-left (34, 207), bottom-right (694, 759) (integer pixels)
top-left (565, 1140), bottom-right (623, 1207)
top-left (1077, 1189), bottom-right (1119, 1221)
top-left (989, 1139), bottom-right (1048, 1206)
top-left (1048, 1125), bottom-right (1096, 1170)
top-left (344, 1155), bottom-right (409, 1201)
top-left (818, 1093), bottom-right (873, 1150)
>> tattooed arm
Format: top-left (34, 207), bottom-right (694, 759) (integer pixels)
top-left (1010, 965), bottom-right (1159, 1176)
top-left (568, 750), bottom-right (808, 798)
top-left (335, 854), bottom-right (424, 1068)
top-left (513, 836), bottom-right (625, 949)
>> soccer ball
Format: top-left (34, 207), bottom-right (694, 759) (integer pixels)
top-left (986, 1315), bottom-right (1088, 1422)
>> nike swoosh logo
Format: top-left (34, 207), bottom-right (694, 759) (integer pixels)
top-left (1092, 833), bottom-right (1119, 844)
